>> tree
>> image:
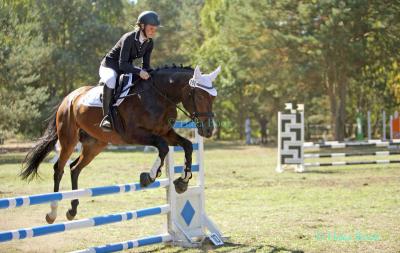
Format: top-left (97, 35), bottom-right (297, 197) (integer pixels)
top-left (0, 0), bottom-right (50, 137)
top-left (36, 0), bottom-right (125, 97)
top-left (263, 0), bottom-right (400, 140)
top-left (126, 0), bottom-right (204, 67)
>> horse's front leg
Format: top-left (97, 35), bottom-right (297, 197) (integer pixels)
top-left (139, 135), bottom-right (169, 187)
top-left (164, 129), bottom-right (193, 194)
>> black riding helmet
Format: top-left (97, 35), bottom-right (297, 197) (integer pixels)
top-left (137, 11), bottom-right (161, 26)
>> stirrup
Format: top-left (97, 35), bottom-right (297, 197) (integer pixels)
top-left (100, 115), bottom-right (112, 132)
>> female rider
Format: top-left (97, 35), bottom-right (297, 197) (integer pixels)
top-left (98, 11), bottom-right (160, 132)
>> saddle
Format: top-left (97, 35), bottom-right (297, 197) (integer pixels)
top-left (109, 74), bottom-right (135, 135)
top-left (113, 74), bottom-right (132, 101)
top-left (105, 71), bottom-right (153, 135)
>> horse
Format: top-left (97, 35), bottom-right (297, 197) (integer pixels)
top-left (20, 65), bottom-right (220, 224)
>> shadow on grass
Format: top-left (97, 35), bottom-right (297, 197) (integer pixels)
top-left (138, 242), bottom-right (245, 253)
top-left (266, 245), bottom-right (304, 253)
top-left (156, 241), bottom-right (304, 253)
top-left (195, 242), bottom-right (304, 253)
top-left (301, 169), bottom-right (341, 174)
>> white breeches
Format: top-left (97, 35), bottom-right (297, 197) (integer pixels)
top-left (99, 65), bottom-right (118, 89)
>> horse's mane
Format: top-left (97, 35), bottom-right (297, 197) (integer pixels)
top-left (147, 64), bottom-right (194, 89)
top-left (151, 64), bottom-right (193, 75)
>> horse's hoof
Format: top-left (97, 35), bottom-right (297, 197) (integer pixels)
top-left (66, 209), bottom-right (76, 221)
top-left (173, 178), bottom-right (188, 194)
top-left (45, 214), bottom-right (55, 224)
top-left (140, 172), bottom-right (154, 187)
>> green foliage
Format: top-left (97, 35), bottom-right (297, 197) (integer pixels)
top-left (0, 0), bottom-right (51, 138)
top-left (0, 0), bottom-right (124, 138)
top-left (35, 0), bottom-right (124, 96)
top-left (128, 0), bottom-right (204, 66)
top-left (196, 0), bottom-right (400, 140)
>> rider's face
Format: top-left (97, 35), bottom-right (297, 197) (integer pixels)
top-left (143, 25), bottom-right (158, 38)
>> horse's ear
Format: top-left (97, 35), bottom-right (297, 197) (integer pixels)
top-left (194, 65), bottom-right (202, 79)
top-left (208, 66), bottom-right (221, 81)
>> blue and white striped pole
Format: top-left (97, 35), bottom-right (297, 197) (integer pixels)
top-left (71, 234), bottom-right (172, 253)
top-left (0, 120), bottom-right (219, 251)
top-left (0, 179), bottom-right (169, 210)
top-left (0, 205), bottom-right (170, 243)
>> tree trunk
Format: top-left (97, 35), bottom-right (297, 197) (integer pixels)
top-left (256, 115), bottom-right (268, 144)
top-left (326, 68), bottom-right (338, 140)
top-left (238, 83), bottom-right (244, 139)
top-left (326, 55), bottom-right (347, 141)
top-left (216, 121), bottom-right (221, 140)
top-left (336, 47), bottom-right (347, 141)
top-left (336, 77), bottom-right (347, 141)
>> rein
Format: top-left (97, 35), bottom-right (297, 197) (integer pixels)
top-left (114, 75), bottom-right (214, 125)
top-left (116, 79), bottom-right (148, 99)
top-left (149, 78), bottom-right (197, 121)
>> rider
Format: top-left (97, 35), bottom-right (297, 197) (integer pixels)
top-left (98, 11), bottom-right (160, 132)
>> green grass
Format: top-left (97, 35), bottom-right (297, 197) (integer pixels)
top-left (0, 142), bottom-right (399, 252)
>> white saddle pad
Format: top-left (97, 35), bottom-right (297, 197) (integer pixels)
top-left (79, 74), bottom-right (133, 107)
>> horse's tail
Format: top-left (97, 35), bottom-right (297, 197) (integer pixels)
top-left (21, 106), bottom-right (59, 181)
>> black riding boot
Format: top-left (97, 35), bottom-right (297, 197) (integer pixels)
top-left (100, 85), bottom-right (114, 132)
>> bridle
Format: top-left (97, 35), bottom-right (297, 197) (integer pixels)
top-left (151, 77), bottom-right (215, 125)
top-left (188, 81), bottom-right (215, 118)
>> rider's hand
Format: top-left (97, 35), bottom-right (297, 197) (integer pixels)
top-left (139, 70), bottom-right (150, 80)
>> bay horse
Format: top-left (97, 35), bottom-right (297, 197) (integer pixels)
top-left (21, 65), bottom-right (220, 224)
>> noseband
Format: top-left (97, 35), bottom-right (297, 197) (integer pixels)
top-left (188, 87), bottom-right (215, 120)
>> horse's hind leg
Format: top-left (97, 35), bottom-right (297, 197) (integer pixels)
top-left (46, 137), bottom-right (78, 224)
top-left (67, 137), bottom-right (107, 220)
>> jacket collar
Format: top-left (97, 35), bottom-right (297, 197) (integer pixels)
top-left (134, 30), bottom-right (140, 41)
top-left (134, 30), bottom-right (151, 44)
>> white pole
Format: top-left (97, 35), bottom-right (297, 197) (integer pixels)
top-left (295, 111), bottom-right (305, 173)
top-left (275, 112), bottom-right (283, 173)
top-left (166, 145), bottom-right (176, 240)
top-left (195, 128), bottom-right (207, 235)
